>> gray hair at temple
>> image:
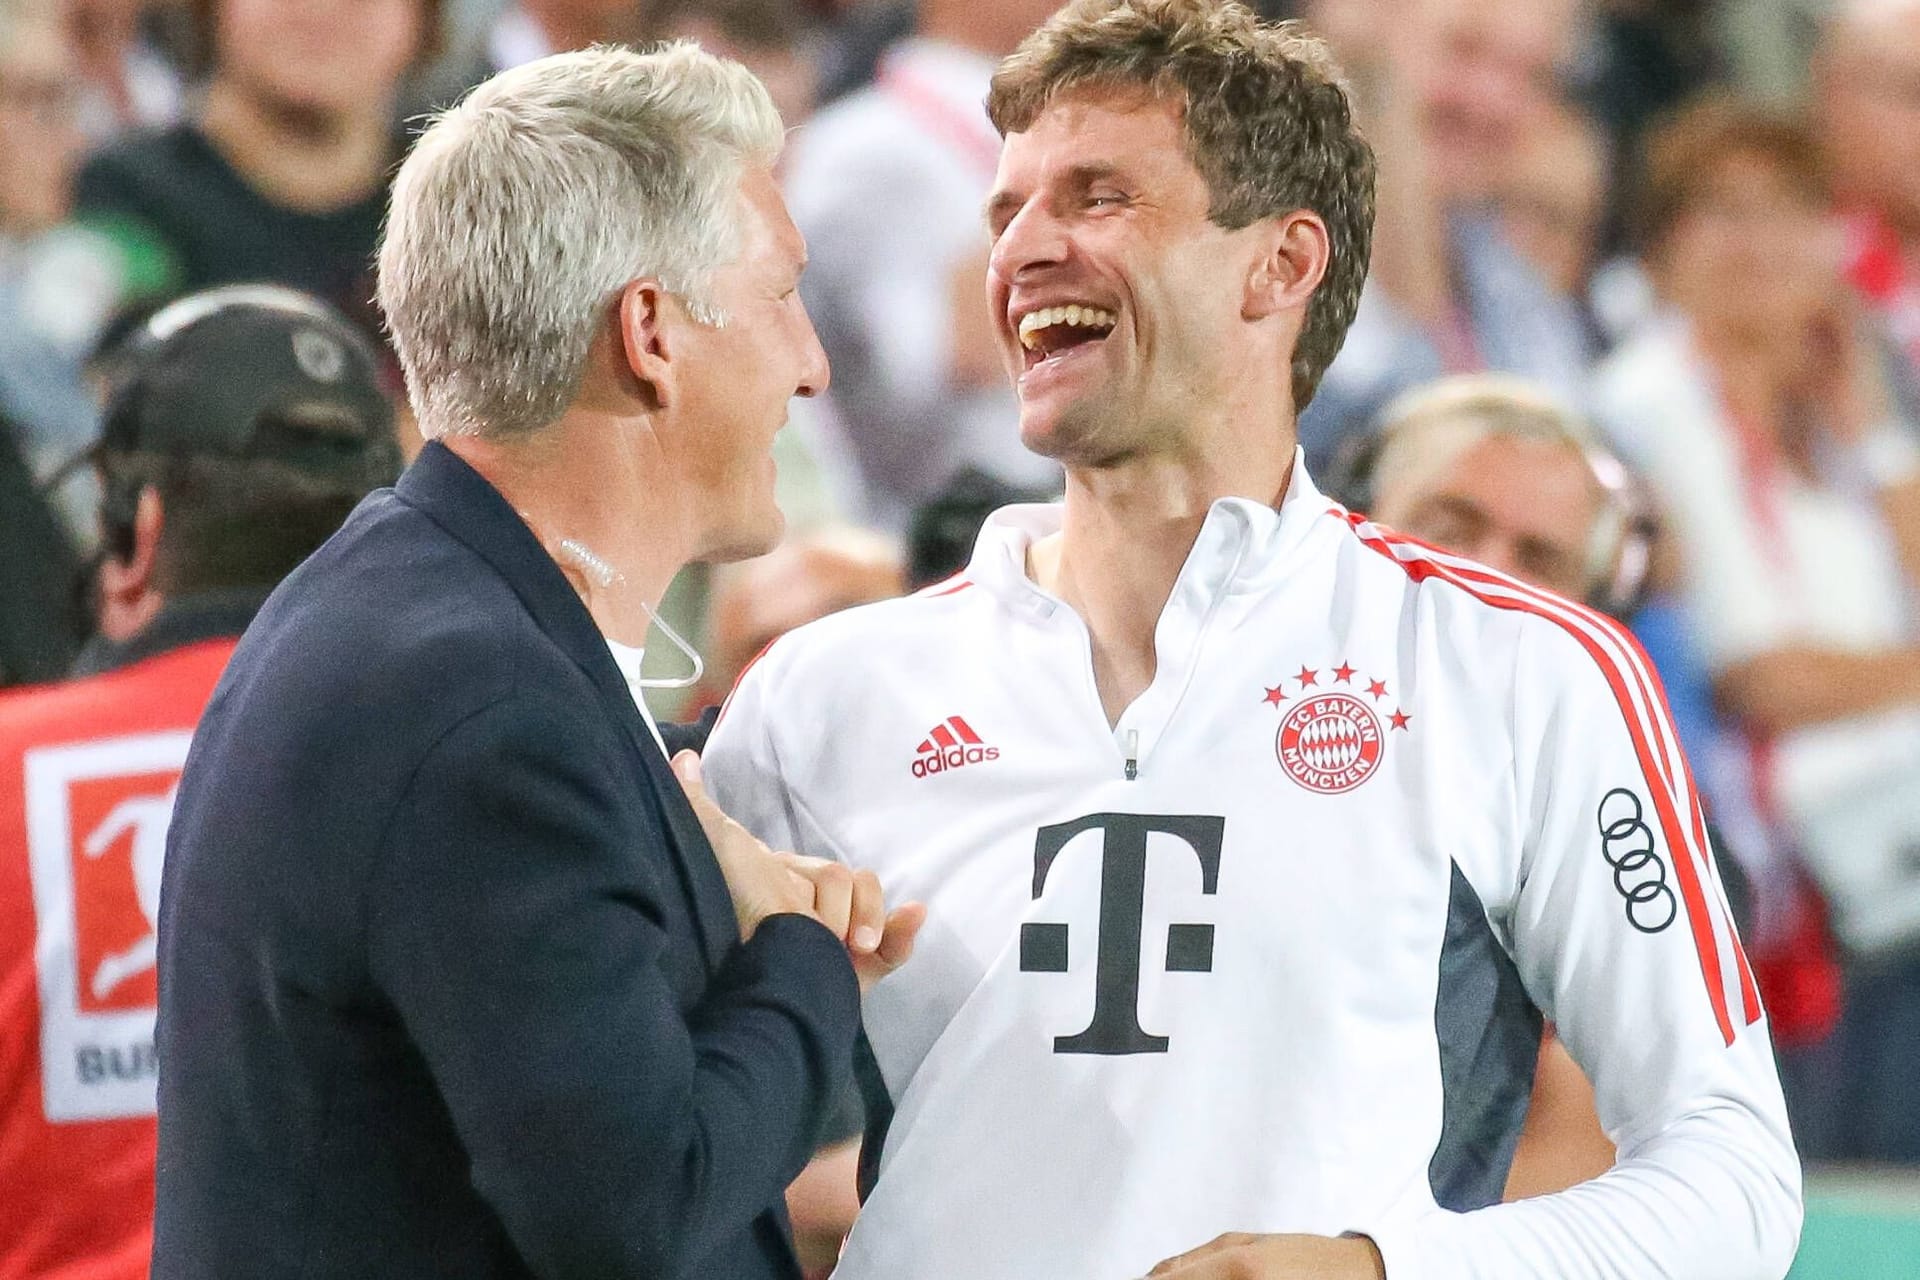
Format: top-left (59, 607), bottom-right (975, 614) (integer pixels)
top-left (377, 42), bottom-right (784, 441)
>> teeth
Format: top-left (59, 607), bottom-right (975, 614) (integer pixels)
top-left (1017, 305), bottom-right (1117, 349)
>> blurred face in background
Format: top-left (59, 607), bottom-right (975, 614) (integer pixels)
top-left (523, 0), bottom-right (648, 51)
top-left (1419, 0), bottom-right (1579, 202)
top-left (216, 0), bottom-right (423, 121)
top-left (1500, 98), bottom-right (1607, 296)
top-left (1374, 429), bottom-right (1601, 600)
top-left (1655, 150), bottom-right (1840, 358)
top-left (653, 20), bottom-right (815, 130)
top-left (922, 0), bottom-right (1071, 60)
top-left (0, 17), bottom-right (82, 233)
top-left (1817, 0), bottom-right (1920, 229)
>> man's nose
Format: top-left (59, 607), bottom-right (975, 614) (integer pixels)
top-left (989, 199), bottom-right (1070, 285)
top-left (794, 297), bottom-right (830, 398)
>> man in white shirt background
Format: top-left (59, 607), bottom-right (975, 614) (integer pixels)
top-left (781, 0), bottom-right (1066, 532)
top-left (706, 2), bottom-right (1800, 1277)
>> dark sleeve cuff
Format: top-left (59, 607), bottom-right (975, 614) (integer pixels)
top-left (725, 912), bottom-right (862, 1029)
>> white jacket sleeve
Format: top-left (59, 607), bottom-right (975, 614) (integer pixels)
top-left (1368, 616), bottom-right (1801, 1280)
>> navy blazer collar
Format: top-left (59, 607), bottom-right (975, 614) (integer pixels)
top-left (395, 441), bottom-right (736, 971)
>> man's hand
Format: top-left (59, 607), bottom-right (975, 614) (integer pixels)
top-left (674, 752), bottom-right (925, 991)
top-left (674, 750), bottom-right (816, 937)
top-left (1146, 1233), bottom-right (1386, 1280)
top-left (781, 851), bottom-right (926, 994)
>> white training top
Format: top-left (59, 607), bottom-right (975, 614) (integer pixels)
top-left (704, 458), bottom-right (1800, 1280)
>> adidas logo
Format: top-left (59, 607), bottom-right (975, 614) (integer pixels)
top-left (911, 716), bottom-right (1001, 778)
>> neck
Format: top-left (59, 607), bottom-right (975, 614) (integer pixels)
top-left (200, 78), bottom-right (391, 212)
top-left (1031, 430), bottom-right (1295, 722)
top-left (445, 411), bottom-right (692, 647)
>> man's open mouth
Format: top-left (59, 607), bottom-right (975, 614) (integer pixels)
top-left (1017, 305), bottom-right (1117, 371)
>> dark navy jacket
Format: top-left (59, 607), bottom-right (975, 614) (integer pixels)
top-left (152, 441), bottom-right (858, 1278)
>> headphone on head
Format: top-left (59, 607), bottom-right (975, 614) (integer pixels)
top-left (1325, 376), bottom-right (1657, 619)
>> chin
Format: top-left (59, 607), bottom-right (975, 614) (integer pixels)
top-left (702, 504), bottom-right (785, 565)
top-left (1020, 402), bottom-right (1113, 467)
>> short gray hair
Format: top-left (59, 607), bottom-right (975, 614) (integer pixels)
top-left (378, 43), bottom-right (784, 440)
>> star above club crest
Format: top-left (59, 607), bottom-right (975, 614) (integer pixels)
top-left (1390, 709), bottom-right (1412, 731)
top-left (1366, 678), bottom-right (1389, 701)
top-left (1332, 662), bottom-right (1356, 684)
top-left (1295, 666), bottom-right (1318, 689)
top-left (1262, 685), bottom-right (1286, 707)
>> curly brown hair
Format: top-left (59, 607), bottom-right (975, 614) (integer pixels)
top-left (987, 0), bottom-right (1375, 411)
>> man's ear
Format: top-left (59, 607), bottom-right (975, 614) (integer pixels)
top-left (1244, 210), bottom-right (1331, 322)
top-left (97, 485), bottom-right (165, 640)
top-left (617, 279), bottom-right (676, 411)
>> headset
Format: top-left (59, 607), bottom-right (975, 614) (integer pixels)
top-left (1324, 375), bottom-right (1658, 620)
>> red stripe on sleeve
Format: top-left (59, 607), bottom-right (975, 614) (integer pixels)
top-left (1342, 512), bottom-right (1744, 1046)
top-left (1433, 551), bottom-right (1759, 1028)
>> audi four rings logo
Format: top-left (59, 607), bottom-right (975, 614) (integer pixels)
top-left (1596, 788), bottom-right (1676, 934)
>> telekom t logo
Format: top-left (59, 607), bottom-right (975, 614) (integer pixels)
top-left (1017, 812), bottom-right (1225, 1055)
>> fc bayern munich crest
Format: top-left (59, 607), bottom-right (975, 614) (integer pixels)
top-left (1261, 661), bottom-right (1410, 795)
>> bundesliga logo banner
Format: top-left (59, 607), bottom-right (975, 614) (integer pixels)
top-left (23, 731), bottom-right (189, 1122)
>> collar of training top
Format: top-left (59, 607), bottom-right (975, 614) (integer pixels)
top-left (961, 446), bottom-right (1330, 617)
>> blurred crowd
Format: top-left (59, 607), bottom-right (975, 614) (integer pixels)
top-left (5, 0), bottom-right (1920, 1269)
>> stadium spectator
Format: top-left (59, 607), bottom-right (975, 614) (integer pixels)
top-left (781, 0), bottom-right (1064, 532)
top-left (1, 1), bottom-right (99, 473)
top-left (1367, 374), bottom-right (1644, 609)
top-left (1498, 99), bottom-right (1609, 313)
top-left (0, 0), bottom-right (111, 682)
top-left (647, 0), bottom-right (819, 130)
top-left (1593, 98), bottom-right (1920, 1163)
top-left (0, 284), bottom-right (398, 1280)
top-left (65, 0), bottom-right (183, 142)
top-left (1363, 373), bottom-right (1653, 1201)
top-left (73, 0), bottom-right (442, 349)
top-left (409, 0), bottom-right (647, 111)
top-left (1817, 0), bottom-right (1920, 410)
top-left (1298, 0), bottom-right (1594, 472)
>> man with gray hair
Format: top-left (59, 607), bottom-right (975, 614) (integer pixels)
top-left (1362, 373), bottom-right (1647, 611)
top-left (151, 44), bottom-right (920, 1280)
